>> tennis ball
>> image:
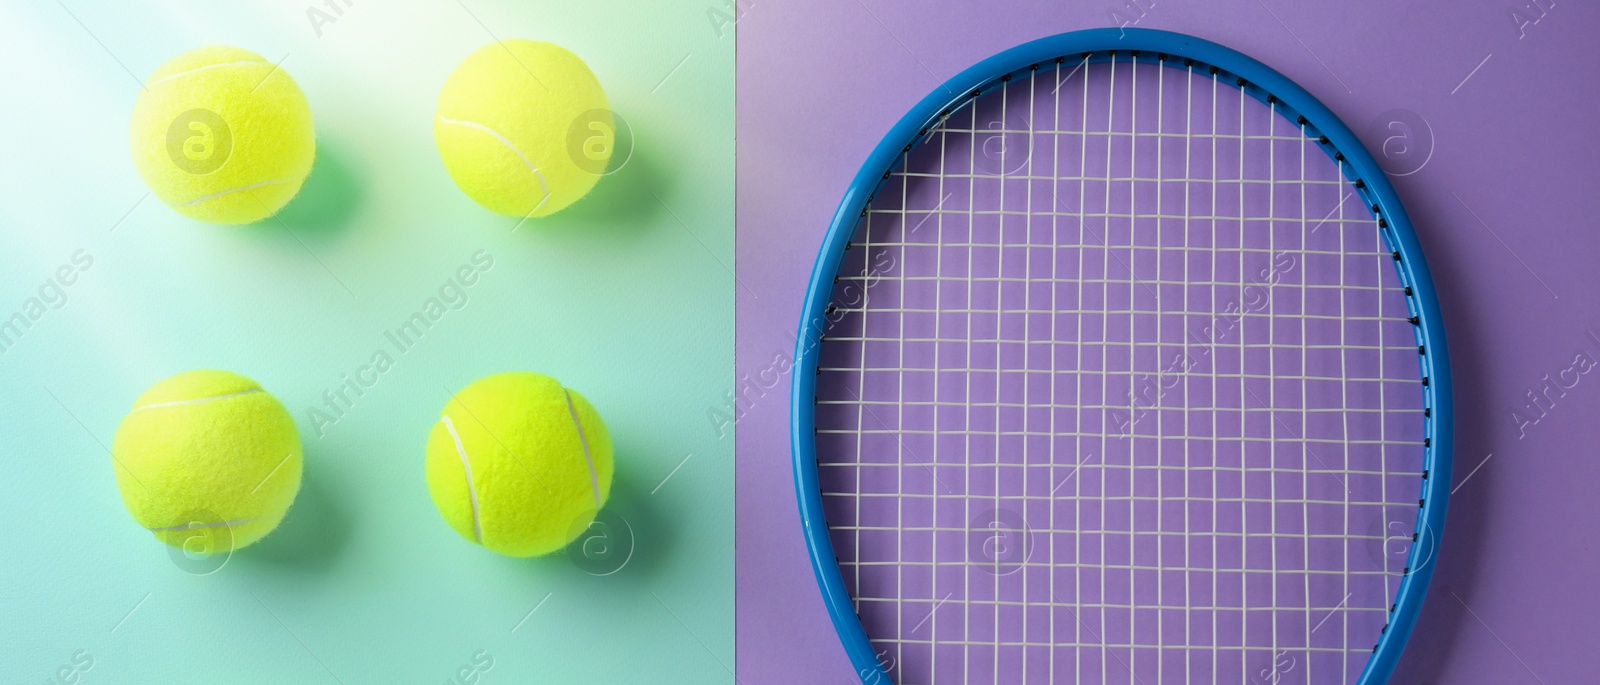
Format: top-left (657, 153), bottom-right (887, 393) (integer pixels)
top-left (426, 372), bottom-right (614, 557)
top-left (110, 370), bottom-right (303, 553)
top-left (130, 46), bottom-right (316, 224)
top-left (434, 40), bottom-right (613, 218)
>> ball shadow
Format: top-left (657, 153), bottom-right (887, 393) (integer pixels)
top-left (509, 451), bottom-right (673, 582)
top-left (519, 119), bottom-right (670, 239)
top-left (268, 136), bottom-right (364, 239)
top-left (593, 464), bottom-right (672, 577)
top-left (229, 457), bottom-right (352, 575)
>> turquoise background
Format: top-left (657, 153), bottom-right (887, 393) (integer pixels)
top-left (0, 1), bottom-right (732, 682)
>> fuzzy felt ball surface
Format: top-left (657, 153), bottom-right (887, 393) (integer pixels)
top-left (110, 370), bottom-right (303, 552)
top-left (425, 372), bottom-right (614, 557)
top-left (434, 40), bottom-right (612, 219)
top-left (129, 46), bottom-right (316, 224)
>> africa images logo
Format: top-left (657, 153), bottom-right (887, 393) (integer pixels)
top-left (166, 108), bottom-right (231, 174)
top-left (306, 250), bottom-right (495, 437)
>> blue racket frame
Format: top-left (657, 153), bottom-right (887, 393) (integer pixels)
top-left (790, 28), bottom-right (1452, 685)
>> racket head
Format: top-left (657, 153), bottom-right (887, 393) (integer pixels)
top-left (791, 28), bottom-right (1452, 685)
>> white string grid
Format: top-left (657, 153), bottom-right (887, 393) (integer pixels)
top-left (812, 56), bottom-right (1427, 685)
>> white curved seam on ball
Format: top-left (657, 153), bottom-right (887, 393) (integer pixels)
top-left (435, 115), bottom-right (552, 214)
top-left (442, 415), bottom-right (484, 543)
top-left (133, 388), bottom-right (263, 412)
top-left (250, 453), bottom-right (296, 494)
top-left (145, 60), bottom-right (269, 88)
top-left (181, 177), bottom-right (301, 207)
top-left (147, 518), bottom-right (255, 532)
top-left (564, 389), bottom-right (602, 506)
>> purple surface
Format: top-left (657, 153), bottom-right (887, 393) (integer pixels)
top-left (738, 2), bottom-right (1600, 683)
top-left (812, 57), bottom-right (1427, 684)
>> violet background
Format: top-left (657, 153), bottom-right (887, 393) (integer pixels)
top-left (736, 1), bottom-right (1599, 683)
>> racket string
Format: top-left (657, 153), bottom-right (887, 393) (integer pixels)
top-left (814, 55), bottom-right (1425, 685)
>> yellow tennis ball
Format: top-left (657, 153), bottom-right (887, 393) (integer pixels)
top-left (110, 370), bottom-right (303, 553)
top-left (425, 372), bottom-right (614, 557)
top-left (129, 46), bottom-right (316, 224)
top-left (434, 40), bottom-right (613, 218)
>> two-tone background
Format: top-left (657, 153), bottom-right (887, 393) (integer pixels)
top-left (2, 0), bottom-right (1597, 683)
top-left (0, 1), bottom-right (731, 682)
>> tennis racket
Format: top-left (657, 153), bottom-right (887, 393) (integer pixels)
top-left (791, 29), bottom-right (1451, 685)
